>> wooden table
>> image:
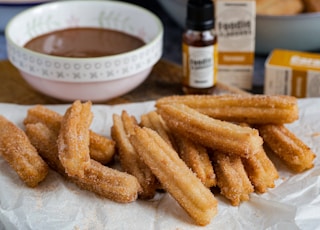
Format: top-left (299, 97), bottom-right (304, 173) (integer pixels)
top-left (0, 59), bottom-right (246, 105)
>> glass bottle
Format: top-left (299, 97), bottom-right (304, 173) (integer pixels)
top-left (182, 0), bottom-right (218, 94)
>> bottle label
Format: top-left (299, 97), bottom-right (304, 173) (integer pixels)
top-left (216, 0), bottom-right (256, 90)
top-left (216, 0), bottom-right (255, 52)
top-left (183, 43), bottom-right (217, 88)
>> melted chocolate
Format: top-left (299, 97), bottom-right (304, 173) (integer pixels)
top-left (24, 27), bottom-right (145, 58)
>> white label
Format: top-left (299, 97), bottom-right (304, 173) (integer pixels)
top-left (264, 67), bottom-right (292, 95)
top-left (307, 70), bottom-right (320, 97)
top-left (218, 64), bottom-right (253, 89)
top-left (290, 55), bottom-right (320, 69)
top-left (188, 46), bottom-right (215, 88)
top-left (216, 0), bottom-right (256, 52)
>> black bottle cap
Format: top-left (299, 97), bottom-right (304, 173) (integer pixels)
top-left (186, 0), bottom-right (215, 31)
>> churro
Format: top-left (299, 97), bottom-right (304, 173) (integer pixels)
top-left (211, 151), bottom-right (254, 206)
top-left (257, 124), bottom-right (316, 172)
top-left (0, 115), bottom-right (48, 187)
top-left (24, 105), bottom-right (115, 165)
top-left (79, 159), bottom-right (141, 203)
top-left (156, 94), bottom-right (299, 124)
top-left (25, 122), bottom-right (141, 203)
top-left (140, 111), bottom-right (175, 148)
top-left (87, 132), bottom-right (115, 165)
top-left (242, 146), bottom-right (279, 193)
top-left (25, 123), bottom-right (69, 174)
top-left (156, 103), bottom-right (263, 158)
top-left (174, 134), bottom-right (216, 188)
top-left (256, 0), bottom-right (304, 15)
top-left (111, 111), bottom-right (157, 199)
top-left (140, 111), bottom-right (215, 187)
top-left (57, 100), bottom-right (92, 178)
top-left (24, 105), bottom-right (62, 133)
top-left (303, 0), bottom-right (320, 12)
top-left (130, 126), bottom-right (218, 226)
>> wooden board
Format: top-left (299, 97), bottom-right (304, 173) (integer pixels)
top-left (0, 59), bottom-right (248, 105)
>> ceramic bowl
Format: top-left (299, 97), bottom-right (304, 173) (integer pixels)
top-left (158, 0), bottom-right (320, 55)
top-left (5, 0), bottom-right (163, 102)
top-left (256, 13), bottom-right (320, 54)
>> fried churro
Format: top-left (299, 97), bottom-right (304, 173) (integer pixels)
top-left (257, 124), bottom-right (316, 172)
top-left (156, 94), bottom-right (299, 124)
top-left (140, 111), bottom-right (216, 187)
top-left (211, 151), bottom-right (254, 206)
top-left (242, 147), bottom-right (279, 193)
top-left (0, 115), bottom-right (48, 187)
top-left (256, 0), bottom-right (304, 15)
top-left (23, 105), bottom-right (115, 165)
top-left (111, 111), bottom-right (157, 199)
top-left (25, 123), bottom-right (68, 174)
top-left (25, 122), bottom-right (141, 203)
top-left (157, 103), bottom-right (263, 158)
top-left (140, 111), bottom-right (175, 148)
top-left (57, 100), bottom-right (92, 178)
top-left (23, 105), bottom-right (62, 132)
top-left (174, 134), bottom-right (216, 188)
top-left (88, 132), bottom-right (115, 165)
top-left (130, 126), bottom-right (218, 226)
top-left (79, 159), bottom-right (141, 203)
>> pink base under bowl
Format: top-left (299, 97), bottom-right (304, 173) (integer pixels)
top-left (20, 68), bottom-right (152, 102)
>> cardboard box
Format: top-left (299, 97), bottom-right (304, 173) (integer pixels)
top-left (216, 0), bottom-right (256, 90)
top-left (264, 49), bottom-right (320, 98)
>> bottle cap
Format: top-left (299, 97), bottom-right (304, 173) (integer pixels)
top-left (186, 0), bottom-right (215, 30)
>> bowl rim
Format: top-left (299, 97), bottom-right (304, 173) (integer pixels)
top-left (5, 0), bottom-right (164, 62)
top-left (257, 12), bottom-right (320, 20)
top-left (0, 0), bottom-right (50, 5)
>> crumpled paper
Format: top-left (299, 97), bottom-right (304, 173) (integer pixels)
top-left (0, 99), bottom-right (319, 230)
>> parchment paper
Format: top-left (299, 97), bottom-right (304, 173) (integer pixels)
top-left (0, 99), bottom-right (319, 230)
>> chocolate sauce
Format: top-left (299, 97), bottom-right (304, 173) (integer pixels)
top-left (24, 27), bottom-right (145, 58)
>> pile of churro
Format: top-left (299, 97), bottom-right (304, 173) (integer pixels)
top-left (0, 94), bottom-right (316, 226)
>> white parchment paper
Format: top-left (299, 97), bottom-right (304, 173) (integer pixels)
top-left (0, 99), bottom-right (319, 230)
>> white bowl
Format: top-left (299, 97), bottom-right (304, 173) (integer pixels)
top-left (256, 13), bottom-right (320, 54)
top-left (5, 0), bottom-right (163, 102)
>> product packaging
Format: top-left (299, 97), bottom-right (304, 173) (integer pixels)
top-left (215, 0), bottom-right (256, 90)
top-left (264, 49), bottom-right (320, 98)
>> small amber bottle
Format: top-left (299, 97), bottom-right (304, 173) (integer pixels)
top-left (182, 0), bottom-right (217, 94)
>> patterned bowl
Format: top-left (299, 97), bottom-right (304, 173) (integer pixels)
top-left (5, 0), bottom-right (163, 102)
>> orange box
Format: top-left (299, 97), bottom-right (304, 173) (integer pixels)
top-left (216, 0), bottom-right (256, 90)
top-left (264, 49), bottom-right (320, 98)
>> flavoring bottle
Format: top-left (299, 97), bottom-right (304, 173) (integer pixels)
top-left (182, 0), bottom-right (218, 94)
